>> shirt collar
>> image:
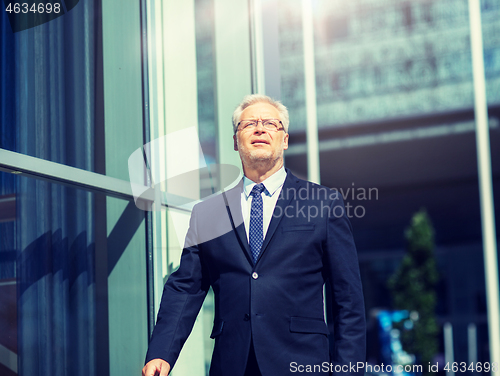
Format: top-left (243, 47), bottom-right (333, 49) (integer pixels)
top-left (243, 166), bottom-right (287, 199)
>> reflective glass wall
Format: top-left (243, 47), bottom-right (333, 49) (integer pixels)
top-left (0, 174), bottom-right (98, 376)
top-left (143, 0), bottom-right (251, 373)
top-left (1, 0), bottom-right (149, 374)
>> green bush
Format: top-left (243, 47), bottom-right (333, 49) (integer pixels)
top-left (388, 209), bottom-right (439, 374)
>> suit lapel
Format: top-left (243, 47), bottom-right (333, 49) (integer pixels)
top-left (255, 170), bottom-right (299, 265)
top-left (222, 182), bottom-right (253, 263)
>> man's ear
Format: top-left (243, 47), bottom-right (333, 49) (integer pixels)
top-left (283, 133), bottom-right (289, 150)
top-left (233, 134), bottom-right (238, 151)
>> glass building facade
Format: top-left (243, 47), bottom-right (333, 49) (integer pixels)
top-left (0, 0), bottom-right (499, 375)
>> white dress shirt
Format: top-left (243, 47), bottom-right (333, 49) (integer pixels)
top-left (241, 166), bottom-right (287, 242)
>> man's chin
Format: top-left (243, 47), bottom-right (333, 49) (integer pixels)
top-left (248, 151), bottom-right (273, 162)
top-left (238, 147), bottom-right (283, 168)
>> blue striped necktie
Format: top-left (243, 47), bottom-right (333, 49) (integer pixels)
top-left (249, 183), bottom-right (266, 263)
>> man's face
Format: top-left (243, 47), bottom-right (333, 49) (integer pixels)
top-left (233, 102), bottom-right (289, 168)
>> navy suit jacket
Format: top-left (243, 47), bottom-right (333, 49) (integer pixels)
top-left (146, 170), bottom-right (366, 376)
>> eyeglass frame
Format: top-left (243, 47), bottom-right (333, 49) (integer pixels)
top-left (236, 118), bottom-right (285, 133)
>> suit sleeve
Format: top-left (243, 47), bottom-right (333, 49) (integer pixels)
top-left (324, 193), bottom-right (366, 375)
top-left (145, 204), bottom-right (210, 368)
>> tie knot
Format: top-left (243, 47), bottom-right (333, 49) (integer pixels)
top-left (250, 183), bottom-right (266, 197)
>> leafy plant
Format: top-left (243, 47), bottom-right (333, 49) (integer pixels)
top-left (388, 209), bottom-right (439, 374)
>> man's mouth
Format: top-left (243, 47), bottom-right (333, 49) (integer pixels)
top-left (251, 139), bottom-right (269, 145)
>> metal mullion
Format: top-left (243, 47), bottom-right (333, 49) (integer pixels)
top-left (0, 148), bottom-right (194, 212)
top-left (0, 147), bottom-right (141, 200)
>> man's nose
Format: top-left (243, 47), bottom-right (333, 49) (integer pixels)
top-left (253, 120), bottom-right (267, 133)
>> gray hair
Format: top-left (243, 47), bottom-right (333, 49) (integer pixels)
top-left (232, 94), bottom-right (289, 134)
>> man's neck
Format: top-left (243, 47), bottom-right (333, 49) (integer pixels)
top-left (242, 159), bottom-right (284, 183)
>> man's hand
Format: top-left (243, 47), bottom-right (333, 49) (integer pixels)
top-left (142, 359), bottom-right (171, 376)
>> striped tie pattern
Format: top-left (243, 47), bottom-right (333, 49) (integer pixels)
top-left (249, 183), bottom-right (266, 263)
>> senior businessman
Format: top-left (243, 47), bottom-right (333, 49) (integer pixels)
top-left (142, 94), bottom-right (366, 376)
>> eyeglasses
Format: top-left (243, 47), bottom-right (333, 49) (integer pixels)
top-left (237, 119), bottom-right (284, 132)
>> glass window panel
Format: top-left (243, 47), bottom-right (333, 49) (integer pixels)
top-left (278, 0), bottom-right (307, 133)
top-left (0, 171), bottom-right (149, 375)
top-left (0, 1), bottom-right (145, 181)
top-left (195, 0), bottom-right (221, 198)
top-left (144, 1), bottom-right (253, 374)
top-left (0, 172), bottom-right (97, 375)
top-left (0, 4), bottom-right (99, 172)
